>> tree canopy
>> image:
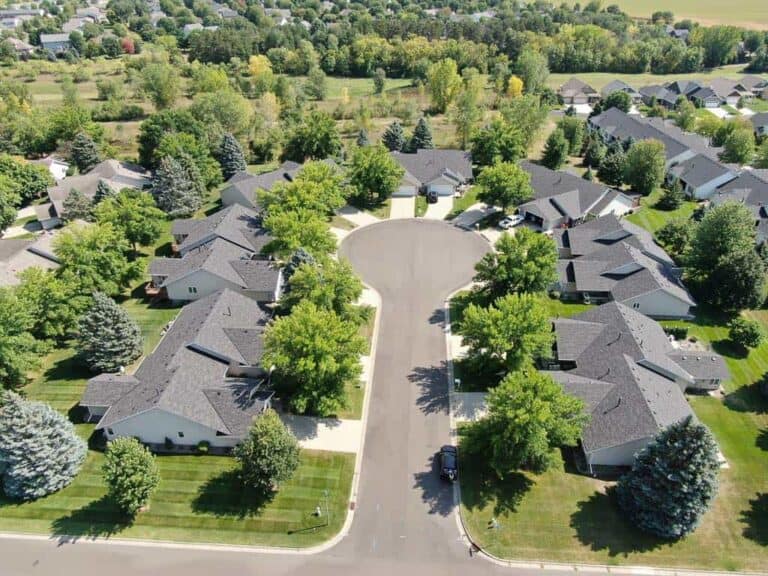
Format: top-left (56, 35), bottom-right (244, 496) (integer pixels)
top-left (476, 162), bottom-right (534, 212)
top-left (102, 437), bottom-right (160, 517)
top-left (624, 139), bottom-right (666, 195)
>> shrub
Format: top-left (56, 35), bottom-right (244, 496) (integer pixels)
top-left (729, 317), bottom-right (764, 349)
top-left (102, 437), bottom-right (160, 517)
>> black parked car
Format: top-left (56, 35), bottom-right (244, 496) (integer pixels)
top-left (439, 445), bottom-right (458, 482)
top-left (426, 190), bottom-right (438, 204)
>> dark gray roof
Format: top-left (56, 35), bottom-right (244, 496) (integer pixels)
top-left (708, 77), bottom-right (744, 99)
top-left (711, 171), bottom-right (768, 222)
top-left (639, 85), bottom-right (678, 107)
top-left (92, 289), bottom-right (272, 437)
top-left (391, 149), bottom-right (472, 186)
top-left (668, 353), bottom-right (730, 381)
top-left (149, 238), bottom-right (280, 295)
top-left (669, 154), bottom-right (736, 188)
top-left (689, 86), bottom-right (721, 102)
top-left (81, 374), bottom-right (139, 407)
top-left (221, 161), bottom-right (302, 207)
top-left (666, 80), bottom-right (702, 96)
top-left (551, 302), bottom-right (718, 452)
top-left (740, 75), bottom-right (768, 92)
top-left (750, 112), bottom-right (768, 129)
top-left (601, 80), bottom-right (640, 98)
top-left (519, 161), bottom-right (619, 222)
top-left (558, 77), bottom-right (599, 98)
top-left (172, 204), bottom-right (271, 255)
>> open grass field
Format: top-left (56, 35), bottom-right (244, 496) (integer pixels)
top-left (625, 189), bottom-right (699, 233)
top-left (459, 300), bottom-right (768, 570)
top-left (564, 0), bottom-right (768, 29)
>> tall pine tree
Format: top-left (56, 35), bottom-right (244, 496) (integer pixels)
top-left (382, 121), bottom-right (406, 152)
top-left (76, 292), bottom-right (144, 373)
top-left (406, 117), bottom-right (434, 152)
top-left (616, 417), bottom-right (720, 540)
top-left (71, 132), bottom-right (101, 173)
top-left (0, 391), bottom-right (87, 501)
top-left (218, 133), bottom-right (247, 181)
top-left (62, 188), bottom-right (93, 221)
top-left (151, 156), bottom-right (200, 217)
top-left (356, 129), bottom-right (370, 147)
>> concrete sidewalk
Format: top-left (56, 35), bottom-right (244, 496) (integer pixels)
top-left (336, 205), bottom-right (381, 227)
top-left (390, 196), bottom-right (415, 219)
top-left (423, 196), bottom-right (454, 220)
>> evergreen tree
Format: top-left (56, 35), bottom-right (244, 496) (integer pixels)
top-left (235, 409), bottom-right (300, 493)
top-left (584, 137), bottom-right (607, 168)
top-left (382, 121), bottom-right (406, 152)
top-left (93, 179), bottom-right (117, 204)
top-left (218, 133), bottom-right (247, 181)
top-left (0, 391), bottom-right (87, 501)
top-left (657, 179), bottom-right (685, 210)
top-left (542, 128), bottom-right (569, 170)
top-left (102, 437), bottom-right (160, 517)
top-left (406, 117), bottom-right (434, 152)
top-left (597, 148), bottom-right (626, 187)
top-left (76, 292), bottom-right (144, 373)
top-left (283, 248), bottom-right (316, 287)
top-left (356, 129), bottom-right (370, 147)
top-left (62, 188), bottom-right (93, 221)
top-left (151, 156), bottom-right (200, 217)
top-left (616, 417), bottom-right (719, 540)
top-left (71, 131), bottom-right (101, 173)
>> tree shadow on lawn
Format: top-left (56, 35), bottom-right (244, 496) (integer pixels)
top-left (724, 375), bottom-right (768, 415)
top-left (42, 351), bottom-right (91, 384)
top-left (740, 492), bottom-right (768, 546)
top-left (570, 489), bottom-right (666, 557)
top-left (50, 495), bottom-right (130, 544)
top-left (756, 428), bottom-right (768, 451)
top-left (711, 338), bottom-right (749, 360)
top-left (460, 466), bottom-right (534, 518)
top-left (192, 469), bottom-right (274, 519)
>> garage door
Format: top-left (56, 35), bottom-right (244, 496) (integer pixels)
top-left (428, 184), bottom-right (454, 196)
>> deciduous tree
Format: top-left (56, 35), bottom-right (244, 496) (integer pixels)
top-left (426, 58), bottom-right (462, 113)
top-left (476, 162), bottom-right (534, 212)
top-left (729, 317), bottom-right (764, 350)
top-left (624, 140), bottom-right (666, 195)
top-left (102, 437), bottom-right (160, 516)
top-left (93, 190), bottom-right (164, 254)
top-left (281, 111), bottom-right (341, 162)
top-left (348, 144), bottom-right (404, 205)
top-left (0, 288), bottom-right (48, 389)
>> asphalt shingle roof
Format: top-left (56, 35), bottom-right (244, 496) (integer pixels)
top-left (390, 150), bottom-right (472, 186)
top-left (173, 204), bottom-right (271, 255)
top-left (669, 153), bottom-right (735, 188)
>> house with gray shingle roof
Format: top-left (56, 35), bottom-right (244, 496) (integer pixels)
top-left (549, 301), bottom-right (728, 471)
top-left (390, 149), bottom-right (472, 197)
top-left (750, 112), bottom-right (768, 138)
top-left (148, 237), bottom-right (282, 303)
top-left (171, 204), bottom-right (271, 256)
top-left (220, 161), bottom-right (301, 209)
top-left (39, 33), bottom-right (71, 53)
top-left (601, 80), bottom-right (641, 102)
top-left (667, 153), bottom-right (738, 200)
top-left (80, 289), bottom-right (274, 451)
top-left (517, 161), bottom-right (635, 232)
top-left (558, 77), bottom-right (600, 105)
top-left (638, 84), bottom-right (679, 109)
top-left (710, 170), bottom-right (768, 243)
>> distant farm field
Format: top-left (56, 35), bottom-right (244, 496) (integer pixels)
top-left (568, 0), bottom-right (768, 29)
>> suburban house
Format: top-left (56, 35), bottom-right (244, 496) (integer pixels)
top-left (148, 238), bottom-right (282, 303)
top-left (517, 161), bottom-right (635, 231)
top-left (390, 149), bottom-right (472, 197)
top-left (710, 170), bottom-right (768, 244)
top-left (0, 232), bottom-right (61, 286)
top-left (549, 302), bottom-right (728, 472)
top-left (6, 36), bottom-right (34, 56)
top-left (171, 204), bottom-right (271, 257)
top-left (750, 112), bottom-right (768, 138)
top-left (638, 84), bottom-right (679, 109)
top-left (740, 75), bottom-right (768, 97)
top-left (46, 159), bottom-right (151, 223)
top-left (558, 78), bottom-right (600, 105)
top-left (688, 86), bottom-right (724, 108)
top-left (31, 155), bottom-right (69, 182)
top-left (80, 289), bottom-right (275, 452)
top-left (219, 161), bottom-right (301, 209)
top-left (264, 7), bottom-right (291, 25)
top-left (667, 153), bottom-right (738, 199)
top-left (39, 33), bottom-right (71, 53)
top-left (601, 80), bottom-right (641, 102)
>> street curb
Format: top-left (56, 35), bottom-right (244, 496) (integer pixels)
top-left (441, 291), bottom-right (767, 576)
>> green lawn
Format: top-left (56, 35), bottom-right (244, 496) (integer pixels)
top-left (446, 186), bottom-right (481, 220)
top-left (625, 189), bottom-right (698, 234)
top-left (415, 195), bottom-right (428, 217)
top-left (0, 446), bottom-right (354, 548)
top-left (459, 305), bottom-right (768, 571)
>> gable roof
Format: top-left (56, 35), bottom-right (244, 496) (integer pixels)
top-left (710, 170), bottom-right (768, 226)
top-left (221, 160), bottom-right (302, 207)
top-left (558, 77), bottom-right (598, 98)
top-left (750, 112), bottom-right (768, 129)
top-left (669, 153), bottom-right (736, 188)
top-left (149, 238), bottom-right (280, 294)
top-left (740, 75), bottom-right (768, 92)
top-left (48, 159), bottom-right (151, 217)
top-left (93, 289), bottom-right (272, 437)
top-left (172, 204), bottom-right (271, 255)
top-left (638, 85), bottom-right (678, 107)
top-left (601, 80), bottom-right (640, 98)
top-left (390, 149), bottom-right (472, 186)
top-left (550, 302), bottom-right (727, 452)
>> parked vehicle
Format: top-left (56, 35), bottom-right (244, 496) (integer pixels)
top-left (426, 190), bottom-right (438, 204)
top-left (439, 445), bottom-right (458, 481)
top-left (498, 214), bottom-right (524, 229)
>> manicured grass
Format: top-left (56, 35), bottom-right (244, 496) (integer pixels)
top-left (368, 198), bottom-right (391, 219)
top-left (748, 99), bottom-right (768, 113)
top-left (0, 446), bottom-right (355, 548)
top-left (11, 214), bottom-right (38, 228)
top-left (459, 305), bottom-right (768, 570)
top-left (415, 195), bottom-right (428, 217)
top-left (446, 186), bottom-right (480, 220)
top-left (330, 214), bottom-right (357, 231)
top-left (547, 65), bottom-right (755, 92)
top-left (625, 189), bottom-right (698, 234)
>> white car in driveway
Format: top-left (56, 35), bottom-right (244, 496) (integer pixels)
top-left (498, 215), bottom-right (524, 230)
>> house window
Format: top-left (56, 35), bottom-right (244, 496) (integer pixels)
top-left (188, 287), bottom-right (198, 294)
top-left (178, 431), bottom-right (185, 438)
top-left (632, 302), bottom-right (640, 309)
top-left (107, 428), bottom-right (114, 435)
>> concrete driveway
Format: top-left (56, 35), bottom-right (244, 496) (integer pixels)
top-left (281, 415), bottom-right (362, 453)
top-left (423, 196), bottom-right (454, 220)
top-left (451, 203), bottom-right (499, 229)
top-left (390, 196), bottom-right (415, 219)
